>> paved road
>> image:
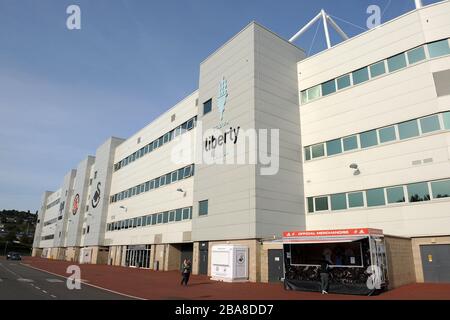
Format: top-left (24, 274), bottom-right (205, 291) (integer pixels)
top-left (0, 257), bottom-right (133, 300)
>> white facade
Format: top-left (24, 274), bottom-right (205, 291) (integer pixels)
top-left (300, 1), bottom-right (450, 238)
top-left (33, 1), bottom-right (450, 283)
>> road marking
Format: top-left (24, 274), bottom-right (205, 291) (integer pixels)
top-left (20, 263), bottom-right (145, 300)
top-left (17, 278), bottom-right (34, 282)
top-left (35, 286), bottom-right (40, 290)
top-left (50, 295), bottom-right (57, 298)
top-left (42, 290), bottom-right (48, 293)
top-left (46, 278), bottom-right (64, 283)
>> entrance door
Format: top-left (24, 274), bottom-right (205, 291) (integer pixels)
top-left (420, 244), bottom-right (450, 283)
top-left (199, 242), bottom-right (208, 275)
top-left (268, 249), bottom-right (284, 282)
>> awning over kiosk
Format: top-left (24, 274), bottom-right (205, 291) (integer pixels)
top-left (282, 228), bottom-right (389, 296)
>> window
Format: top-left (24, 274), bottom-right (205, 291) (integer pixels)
top-left (407, 46), bottom-right (426, 64)
top-left (307, 197), bottom-right (314, 213)
top-left (343, 135), bottom-right (358, 151)
top-left (431, 179), bottom-right (450, 199)
top-left (337, 74), bottom-right (351, 90)
top-left (370, 61), bottom-right (386, 78)
top-left (386, 186), bottom-right (405, 204)
top-left (150, 180), bottom-right (155, 190)
top-left (360, 130), bottom-right (378, 148)
top-left (326, 139), bottom-right (342, 156)
top-left (178, 168), bottom-right (185, 180)
top-left (148, 143), bottom-right (154, 152)
top-left (331, 193), bottom-right (347, 211)
top-left (352, 67), bottom-right (369, 85)
top-left (145, 181), bottom-right (150, 192)
top-left (407, 182), bottom-right (430, 202)
top-left (158, 136), bottom-right (164, 147)
top-left (301, 91), bottom-right (308, 104)
top-left (304, 146), bottom-right (311, 161)
top-left (157, 213), bottom-right (163, 224)
top-left (175, 209), bottom-right (182, 221)
top-left (443, 112), bottom-right (450, 130)
top-left (166, 173), bottom-right (172, 184)
top-left (307, 85), bottom-right (321, 101)
top-left (428, 39), bottom-right (450, 58)
top-left (199, 200), bottom-right (208, 216)
top-left (203, 99), bottom-right (212, 115)
top-left (163, 212), bottom-right (169, 223)
top-left (137, 217), bottom-right (142, 227)
top-left (169, 211), bottom-right (175, 222)
top-left (174, 127), bottom-right (181, 138)
top-left (387, 53), bottom-right (407, 72)
top-left (142, 216), bottom-right (147, 227)
top-left (366, 188), bottom-right (385, 207)
top-left (378, 126), bottom-right (396, 143)
top-left (182, 208), bottom-right (190, 220)
top-left (187, 119), bottom-right (194, 130)
top-left (311, 143), bottom-right (325, 158)
top-left (398, 120), bottom-right (419, 140)
top-left (160, 175), bottom-right (166, 187)
top-left (163, 133), bottom-right (169, 144)
top-left (184, 165), bottom-right (192, 178)
top-left (154, 178), bottom-right (160, 189)
top-left (151, 214), bottom-right (157, 225)
top-left (321, 79), bottom-right (336, 96)
top-left (314, 197), bottom-right (328, 211)
top-left (171, 171), bottom-right (178, 182)
top-left (348, 192), bottom-right (364, 208)
top-left (420, 115), bottom-right (441, 134)
top-left (146, 215), bottom-right (152, 225)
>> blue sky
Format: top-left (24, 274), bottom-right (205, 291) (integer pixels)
top-left (0, 0), bottom-right (442, 212)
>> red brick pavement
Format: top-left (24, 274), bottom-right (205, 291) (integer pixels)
top-left (22, 257), bottom-right (450, 300)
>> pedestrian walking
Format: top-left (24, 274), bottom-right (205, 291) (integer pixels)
top-left (180, 259), bottom-right (192, 286)
top-left (320, 255), bottom-right (332, 294)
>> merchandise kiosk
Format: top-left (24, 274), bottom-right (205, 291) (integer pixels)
top-left (283, 228), bottom-right (389, 295)
top-left (210, 245), bottom-right (249, 282)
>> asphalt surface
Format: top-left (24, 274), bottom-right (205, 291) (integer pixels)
top-left (0, 257), bottom-right (133, 300)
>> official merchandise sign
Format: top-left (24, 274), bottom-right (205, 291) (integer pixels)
top-left (283, 228), bottom-right (383, 238)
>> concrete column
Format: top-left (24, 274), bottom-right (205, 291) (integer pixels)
top-left (165, 244), bottom-right (181, 271)
top-left (149, 244), bottom-right (156, 270)
top-left (192, 242), bottom-right (200, 275)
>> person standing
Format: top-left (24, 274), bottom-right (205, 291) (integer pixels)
top-left (180, 259), bottom-right (192, 286)
top-left (320, 255), bottom-right (332, 294)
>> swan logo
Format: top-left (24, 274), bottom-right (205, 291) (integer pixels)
top-left (91, 182), bottom-right (101, 208)
top-left (217, 77), bottom-right (228, 122)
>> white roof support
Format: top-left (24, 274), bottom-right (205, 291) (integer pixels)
top-left (326, 15), bottom-right (350, 41)
top-left (321, 10), bottom-right (332, 49)
top-left (289, 11), bottom-right (323, 43)
top-left (289, 9), bottom-right (349, 49)
top-left (415, 0), bottom-right (423, 9)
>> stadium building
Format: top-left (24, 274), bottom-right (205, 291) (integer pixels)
top-left (33, 0), bottom-right (450, 286)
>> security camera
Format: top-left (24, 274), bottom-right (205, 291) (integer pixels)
top-left (349, 163), bottom-right (358, 169)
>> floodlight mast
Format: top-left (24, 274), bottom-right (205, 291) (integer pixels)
top-left (290, 1), bottom-right (425, 48)
top-left (289, 9), bottom-right (349, 49)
